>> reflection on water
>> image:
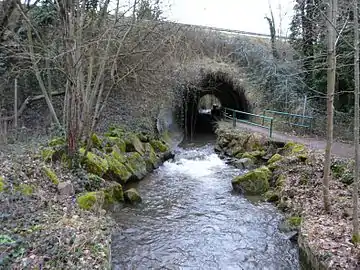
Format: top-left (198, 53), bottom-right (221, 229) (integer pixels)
top-left (111, 143), bottom-right (299, 270)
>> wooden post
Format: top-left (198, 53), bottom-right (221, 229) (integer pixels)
top-left (14, 78), bottom-right (18, 129)
top-left (232, 110), bottom-right (236, 128)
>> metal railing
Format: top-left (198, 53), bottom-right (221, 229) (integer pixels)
top-left (223, 107), bottom-right (274, 137)
top-left (262, 109), bottom-right (313, 130)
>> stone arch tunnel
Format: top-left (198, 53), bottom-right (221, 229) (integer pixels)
top-left (182, 72), bottom-right (250, 139)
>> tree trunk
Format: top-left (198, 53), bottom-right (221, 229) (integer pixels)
top-left (353, 0), bottom-right (359, 244)
top-left (323, 0), bottom-right (337, 213)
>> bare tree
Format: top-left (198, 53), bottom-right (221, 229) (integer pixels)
top-left (323, 0), bottom-right (337, 213)
top-left (353, 0), bottom-right (359, 244)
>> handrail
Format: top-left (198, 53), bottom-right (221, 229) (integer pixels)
top-left (264, 109), bottom-right (313, 120)
top-left (262, 109), bottom-right (313, 130)
top-left (222, 107), bottom-right (274, 138)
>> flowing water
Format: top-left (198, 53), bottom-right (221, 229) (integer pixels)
top-left (111, 142), bottom-right (300, 270)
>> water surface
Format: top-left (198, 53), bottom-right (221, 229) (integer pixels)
top-left (111, 143), bottom-right (299, 270)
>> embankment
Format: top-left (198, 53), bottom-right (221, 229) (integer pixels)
top-left (0, 126), bottom-right (174, 269)
top-left (214, 125), bottom-right (360, 269)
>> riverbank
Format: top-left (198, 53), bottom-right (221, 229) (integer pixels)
top-left (0, 126), bottom-right (172, 269)
top-left (215, 125), bottom-right (360, 269)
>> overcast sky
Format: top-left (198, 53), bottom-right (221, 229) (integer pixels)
top-left (162, 0), bottom-right (294, 36)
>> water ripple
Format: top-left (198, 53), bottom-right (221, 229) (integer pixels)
top-left (111, 144), bottom-right (299, 269)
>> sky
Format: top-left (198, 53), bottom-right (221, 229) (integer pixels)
top-left (162, 0), bottom-right (295, 36)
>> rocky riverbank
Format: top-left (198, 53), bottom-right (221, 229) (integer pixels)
top-left (215, 125), bottom-right (360, 269)
top-left (0, 126), bottom-right (173, 269)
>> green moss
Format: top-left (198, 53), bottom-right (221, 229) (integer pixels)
top-left (105, 154), bottom-right (132, 184)
top-left (103, 184), bottom-right (124, 205)
top-left (352, 233), bottom-right (360, 245)
top-left (150, 139), bottom-right (169, 153)
top-left (124, 188), bottom-right (142, 203)
top-left (284, 141), bottom-right (305, 154)
top-left (268, 153), bottom-right (282, 164)
top-left (331, 161), bottom-right (347, 178)
top-left (143, 143), bottom-right (160, 171)
top-left (105, 126), bottom-right (126, 138)
top-left (126, 152), bottom-right (147, 180)
top-left (42, 166), bottom-right (60, 185)
top-left (91, 133), bottom-right (102, 149)
top-left (232, 166), bottom-right (271, 195)
top-left (239, 150), bottom-right (265, 160)
top-left (0, 176), bottom-right (4, 192)
top-left (15, 184), bottom-right (34, 196)
top-left (106, 137), bottom-right (126, 152)
top-left (110, 146), bottom-right (126, 163)
top-left (275, 174), bottom-right (286, 187)
top-left (77, 191), bottom-right (105, 210)
top-left (264, 190), bottom-right (280, 202)
top-left (79, 148), bottom-right (109, 177)
top-left (48, 137), bottom-right (66, 147)
top-left (287, 216), bottom-right (302, 227)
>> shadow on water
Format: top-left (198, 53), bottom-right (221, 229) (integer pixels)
top-left (111, 139), bottom-right (300, 269)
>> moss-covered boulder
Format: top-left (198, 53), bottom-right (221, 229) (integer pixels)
top-left (79, 148), bottom-right (109, 177)
top-left (0, 176), bottom-right (4, 192)
top-left (150, 139), bottom-right (169, 153)
top-left (124, 188), bottom-right (142, 203)
top-left (124, 134), bottom-right (145, 155)
top-left (143, 143), bottom-right (161, 171)
top-left (77, 191), bottom-right (105, 210)
top-left (104, 137), bottom-right (126, 152)
top-left (103, 184), bottom-right (124, 205)
top-left (264, 190), bottom-right (280, 202)
top-left (126, 152), bottom-right (147, 180)
top-left (245, 133), bottom-right (266, 152)
top-left (268, 153), bottom-right (283, 164)
top-left (232, 166), bottom-right (271, 195)
top-left (42, 166), bottom-right (60, 185)
top-left (238, 150), bottom-right (266, 160)
top-left (283, 142), bottom-right (308, 161)
top-left (105, 153), bottom-right (132, 184)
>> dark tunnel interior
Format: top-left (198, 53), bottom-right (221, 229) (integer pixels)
top-left (182, 73), bottom-right (250, 140)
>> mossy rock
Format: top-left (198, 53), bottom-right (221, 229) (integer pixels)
top-left (126, 152), bottom-right (147, 180)
top-left (42, 166), bottom-right (60, 185)
top-left (232, 166), bottom-right (271, 195)
top-left (103, 184), bottom-right (124, 205)
top-left (105, 126), bottom-right (126, 138)
top-left (105, 153), bottom-right (132, 184)
top-left (237, 150), bottom-right (265, 161)
top-left (230, 145), bottom-right (244, 157)
top-left (15, 184), bottom-right (34, 196)
top-left (143, 143), bottom-right (161, 171)
top-left (124, 134), bottom-right (145, 155)
top-left (79, 148), bottom-right (109, 177)
top-left (268, 153), bottom-right (283, 164)
top-left (48, 137), bottom-right (66, 147)
top-left (150, 139), bottom-right (169, 153)
top-left (264, 190), bottom-right (280, 202)
top-left (0, 176), bottom-right (4, 192)
top-left (77, 191), bottom-right (105, 210)
top-left (284, 141), bottom-right (306, 154)
top-left (104, 137), bottom-right (126, 152)
top-left (124, 188), bottom-right (142, 204)
top-left (245, 133), bottom-right (266, 151)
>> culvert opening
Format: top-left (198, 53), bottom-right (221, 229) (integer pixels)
top-left (182, 72), bottom-right (250, 140)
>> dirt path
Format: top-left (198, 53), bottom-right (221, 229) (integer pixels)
top-left (219, 121), bottom-right (354, 158)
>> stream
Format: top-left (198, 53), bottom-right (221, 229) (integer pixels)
top-left (111, 141), bottom-right (300, 270)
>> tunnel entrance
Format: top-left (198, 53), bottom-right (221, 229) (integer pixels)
top-left (182, 72), bottom-right (250, 140)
